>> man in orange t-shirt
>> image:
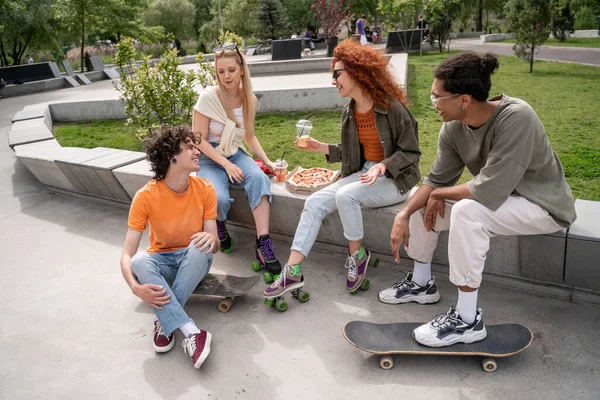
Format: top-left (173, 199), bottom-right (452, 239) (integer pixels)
top-left (120, 125), bottom-right (219, 370)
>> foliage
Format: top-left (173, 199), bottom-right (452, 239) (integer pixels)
top-left (143, 0), bottom-right (196, 47)
top-left (311, 0), bottom-right (353, 39)
top-left (113, 38), bottom-right (215, 139)
top-left (0, 0), bottom-right (58, 66)
top-left (218, 30), bottom-right (244, 47)
top-left (222, 0), bottom-right (260, 39)
top-left (505, 0), bottom-right (551, 73)
top-left (281, 0), bottom-right (320, 34)
top-left (551, 1), bottom-right (575, 42)
top-left (258, 0), bottom-right (290, 40)
top-left (574, 6), bottom-right (598, 29)
top-left (377, 0), bottom-right (420, 30)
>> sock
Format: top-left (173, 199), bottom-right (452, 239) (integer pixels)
top-left (289, 264), bottom-right (302, 276)
top-left (455, 288), bottom-right (478, 324)
top-left (180, 321), bottom-right (201, 338)
top-left (411, 261), bottom-right (431, 286)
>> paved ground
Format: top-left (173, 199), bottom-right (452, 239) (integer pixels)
top-left (450, 38), bottom-right (600, 66)
top-left (1, 62), bottom-right (599, 399)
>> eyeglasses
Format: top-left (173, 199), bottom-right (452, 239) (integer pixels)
top-left (332, 68), bottom-right (346, 80)
top-left (430, 93), bottom-right (459, 106)
top-left (214, 43), bottom-right (244, 66)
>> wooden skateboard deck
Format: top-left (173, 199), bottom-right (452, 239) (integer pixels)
top-left (192, 273), bottom-right (261, 313)
top-left (343, 321), bottom-right (533, 372)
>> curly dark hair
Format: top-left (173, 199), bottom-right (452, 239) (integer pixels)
top-left (332, 39), bottom-right (408, 109)
top-left (146, 125), bottom-right (199, 181)
top-left (434, 52), bottom-right (499, 102)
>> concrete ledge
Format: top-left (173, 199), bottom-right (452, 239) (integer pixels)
top-left (565, 199), bottom-right (600, 291)
top-left (520, 229), bottom-right (567, 284)
top-left (112, 159), bottom-right (153, 198)
top-left (49, 100), bottom-right (127, 121)
top-left (255, 87), bottom-right (348, 112)
top-left (8, 115), bottom-right (54, 149)
top-left (249, 58), bottom-right (334, 76)
top-left (0, 77), bottom-right (68, 98)
top-left (480, 33), bottom-right (514, 43)
top-left (11, 107), bottom-right (48, 123)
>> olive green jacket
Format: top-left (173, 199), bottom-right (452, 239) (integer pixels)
top-left (326, 98), bottom-right (421, 195)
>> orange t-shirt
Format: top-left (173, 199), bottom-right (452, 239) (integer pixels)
top-left (127, 176), bottom-right (218, 253)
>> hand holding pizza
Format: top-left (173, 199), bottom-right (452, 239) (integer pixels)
top-left (359, 163), bottom-right (386, 186)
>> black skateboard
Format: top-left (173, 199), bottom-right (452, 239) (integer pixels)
top-left (192, 273), bottom-right (260, 312)
top-left (343, 321), bottom-right (533, 372)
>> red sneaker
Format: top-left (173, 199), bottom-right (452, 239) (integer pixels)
top-left (182, 330), bottom-right (212, 369)
top-left (153, 319), bottom-right (175, 353)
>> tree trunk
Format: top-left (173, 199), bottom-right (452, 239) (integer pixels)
top-left (81, 6), bottom-right (85, 73)
top-left (476, 0), bottom-right (483, 32)
top-left (529, 41), bottom-right (534, 73)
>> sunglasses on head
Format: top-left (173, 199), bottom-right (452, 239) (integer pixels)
top-left (214, 43), bottom-right (244, 66)
top-left (332, 68), bottom-right (346, 80)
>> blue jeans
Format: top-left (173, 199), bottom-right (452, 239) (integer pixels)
top-left (291, 161), bottom-right (410, 257)
top-left (197, 145), bottom-right (272, 221)
top-left (131, 243), bottom-right (212, 335)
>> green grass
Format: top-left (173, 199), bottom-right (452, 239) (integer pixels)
top-left (54, 51), bottom-right (600, 200)
top-left (53, 120), bottom-right (142, 151)
top-left (499, 37), bottom-right (600, 48)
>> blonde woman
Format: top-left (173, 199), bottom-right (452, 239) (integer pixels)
top-left (192, 43), bottom-right (281, 278)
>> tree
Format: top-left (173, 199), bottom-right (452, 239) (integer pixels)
top-left (0, 0), bottom-right (58, 66)
top-left (311, 0), bottom-right (353, 39)
top-left (143, 0), bottom-right (196, 51)
top-left (426, 0), bottom-right (462, 53)
top-left (97, 0), bottom-right (151, 42)
top-left (282, 0), bottom-right (320, 34)
top-left (258, 0), bottom-right (290, 40)
top-left (222, 0), bottom-right (260, 40)
top-left (551, 1), bottom-right (575, 42)
top-left (377, 0), bottom-right (421, 30)
top-left (505, 0), bottom-right (551, 73)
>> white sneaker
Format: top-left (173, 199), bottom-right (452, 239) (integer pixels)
top-left (413, 306), bottom-right (487, 348)
top-left (378, 272), bottom-right (440, 304)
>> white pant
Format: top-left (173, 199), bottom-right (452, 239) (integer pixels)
top-left (407, 196), bottom-right (563, 289)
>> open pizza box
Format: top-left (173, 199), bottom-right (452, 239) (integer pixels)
top-left (284, 165), bottom-right (341, 194)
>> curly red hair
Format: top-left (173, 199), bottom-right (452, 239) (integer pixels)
top-left (332, 39), bottom-right (408, 109)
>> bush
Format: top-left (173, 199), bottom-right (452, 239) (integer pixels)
top-left (113, 38), bottom-right (216, 140)
top-left (574, 6), bottom-right (597, 30)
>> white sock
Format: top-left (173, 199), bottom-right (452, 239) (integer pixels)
top-left (411, 261), bottom-right (431, 287)
top-left (455, 289), bottom-right (478, 324)
top-left (179, 321), bottom-right (201, 338)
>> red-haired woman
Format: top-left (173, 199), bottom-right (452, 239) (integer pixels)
top-left (264, 40), bottom-right (421, 300)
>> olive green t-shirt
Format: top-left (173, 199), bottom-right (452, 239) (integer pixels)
top-left (424, 94), bottom-right (576, 228)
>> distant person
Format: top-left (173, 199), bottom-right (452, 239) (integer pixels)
top-left (356, 15), bottom-right (367, 45)
top-left (304, 31), bottom-right (315, 51)
top-left (26, 54), bottom-right (33, 64)
top-left (423, 24), bottom-right (430, 41)
top-left (0, 76), bottom-right (5, 99)
top-left (416, 15), bottom-right (427, 30)
top-left (120, 125), bottom-right (218, 369)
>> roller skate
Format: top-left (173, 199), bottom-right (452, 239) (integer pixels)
top-left (263, 263), bottom-right (310, 312)
top-left (345, 247), bottom-right (379, 295)
top-left (216, 220), bottom-right (233, 253)
top-left (251, 234), bottom-right (282, 283)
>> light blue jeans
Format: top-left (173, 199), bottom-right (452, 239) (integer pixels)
top-left (131, 243), bottom-right (212, 335)
top-left (291, 161), bottom-right (410, 257)
top-left (197, 144), bottom-right (272, 221)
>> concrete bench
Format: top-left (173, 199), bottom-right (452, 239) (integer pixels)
top-left (8, 113), bottom-right (54, 149)
top-left (0, 62), bottom-right (62, 84)
top-left (565, 199), bottom-right (600, 291)
top-left (54, 147), bottom-right (146, 202)
top-left (386, 30), bottom-right (423, 53)
top-left (272, 39), bottom-right (303, 61)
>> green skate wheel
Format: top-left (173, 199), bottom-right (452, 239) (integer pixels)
top-left (361, 279), bottom-right (370, 291)
top-left (252, 261), bottom-right (261, 272)
top-left (275, 299), bottom-right (288, 312)
top-left (371, 258), bottom-right (379, 268)
top-left (264, 298), bottom-right (275, 306)
top-left (350, 289), bottom-right (358, 295)
top-left (263, 272), bottom-right (273, 283)
top-left (298, 291), bottom-right (310, 303)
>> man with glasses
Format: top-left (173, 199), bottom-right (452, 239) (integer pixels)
top-left (379, 51), bottom-right (576, 347)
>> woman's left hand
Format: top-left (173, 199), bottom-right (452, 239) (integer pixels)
top-left (265, 161), bottom-right (276, 172)
top-left (359, 163), bottom-right (386, 186)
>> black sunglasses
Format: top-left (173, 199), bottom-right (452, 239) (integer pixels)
top-left (332, 68), bottom-right (346, 80)
top-left (214, 43), bottom-right (244, 66)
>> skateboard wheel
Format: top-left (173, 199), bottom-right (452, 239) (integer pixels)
top-left (298, 291), bottom-right (310, 303)
top-left (275, 299), bottom-right (288, 312)
top-left (264, 298), bottom-right (275, 307)
top-left (482, 358), bottom-right (497, 372)
top-left (371, 258), bottom-right (379, 268)
top-left (380, 355), bottom-right (393, 370)
top-left (218, 298), bottom-right (233, 313)
top-left (252, 261), bottom-right (261, 272)
top-left (263, 272), bottom-right (273, 283)
top-left (360, 279), bottom-right (370, 291)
